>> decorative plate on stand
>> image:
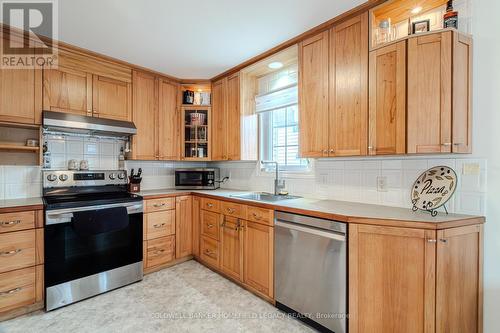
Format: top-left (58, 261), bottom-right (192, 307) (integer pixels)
top-left (411, 166), bottom-right (457, 217)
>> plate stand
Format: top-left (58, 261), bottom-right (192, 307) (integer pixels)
top-left (412, 204), bottom-right (449, 217)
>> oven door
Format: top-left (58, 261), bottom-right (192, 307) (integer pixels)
top-left (44, 202), bottom-right (143, 289)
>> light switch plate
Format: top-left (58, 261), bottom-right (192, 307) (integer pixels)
top-left (463, 163), bottom-right (481, 176)
top-left (377, 176), bottom-right (388, 192)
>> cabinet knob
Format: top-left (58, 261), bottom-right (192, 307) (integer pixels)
top-left (329, 149), bottom-right (335, 153)
top-left (427, 239), bottom-right (437, 243)
top-left (439, 239), bottom-right (448, 243)
top-left (441, 143), bottom-right (452, 147)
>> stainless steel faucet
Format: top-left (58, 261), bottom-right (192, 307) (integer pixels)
top-left (261, 161), bottom-right (286, 195)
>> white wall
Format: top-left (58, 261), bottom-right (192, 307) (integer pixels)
top-left (472, 1), bottom-right (500, 331)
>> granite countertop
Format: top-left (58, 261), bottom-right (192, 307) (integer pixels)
top-left (0, 197), bottom-right (44, 212)
top-left (138, 188), bottom-right (484, 226)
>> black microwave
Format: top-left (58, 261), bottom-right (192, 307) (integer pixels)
top-left (175, 168), bottom-right (220, 190)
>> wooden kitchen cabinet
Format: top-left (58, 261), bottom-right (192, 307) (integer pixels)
top-left (132, 71), bottom-right (158, 160)
top-left (298, 30), bottom-right (329, 158)
top-left (175, 196), bottom-right (193, 259)
top-left (92, 75), bottom-right (132, 121)
top-left (329, 13), bottom-right (368, 157)
top-left (210, 73), bottom-right (241, 161)
top-left (298, 12), bottom-right (368, 158)
top-left (192, 196), bottom-right (201, 258)
top-left (407, 31), bottom-right (472, 154)
top-left (158, 78), bottom-right (180, 160)
top-left (43, 66), bottom-right (93, 116)
top-left (368, 41), bottom-right (406, 155)
top-left (243, 220), bottom-right (274, 300)
top-left (349, 223), bottom-right (483, 333)
top-left (0, 47), bottom-right (42, 125)
top-left (211, 78), bottom-right (227, 160)
top-left (220, 216), bottom-right (244, 282)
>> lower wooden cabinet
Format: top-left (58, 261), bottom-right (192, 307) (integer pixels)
top-left (349, 223), bottom-right (483, 333)
top-left (146, 236), bottom-right (175, 268)
top-left (200, 235), bottom-right (220, 269)
top-left (243, 220), bottom-right (274, 300)
top-left (220, 216), bottom-right (244, 282)
top-left (0, 267), bottom-right (36, 313)
top-left (175, 196), bottom-right (193, 259)
top-left (192, 197), bottom-right (201, 258)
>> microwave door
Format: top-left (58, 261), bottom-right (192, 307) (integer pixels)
top-left (176, 171), bottom-right (204, 186)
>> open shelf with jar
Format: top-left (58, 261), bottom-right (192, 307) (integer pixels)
top-left (181, 106), bottom-right (211, 160)
top-left (180, 82), bottom-right (211, 107)
top-left (369, 0), bottom-right (469, 50)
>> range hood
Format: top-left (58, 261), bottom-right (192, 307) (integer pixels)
top-left (43, 111), bottom-right (137, 137)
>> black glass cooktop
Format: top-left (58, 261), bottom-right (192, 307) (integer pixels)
top-left (44, 190), bottom-right (142, 210)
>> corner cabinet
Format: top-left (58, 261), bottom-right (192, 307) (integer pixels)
top-left (211, 73), bottom-right (241, 161)
top-left (131, 71), bottom-right (180, 161)
top-left (407, 31), bottom-right (472, 154)
top-left (349, 223), bottom-right (483, 333)
top-left (299, 13), bottom-right (368, 158)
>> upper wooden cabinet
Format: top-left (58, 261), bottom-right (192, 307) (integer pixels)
top-left (407, 31), bottom-right (472, 154)
top-left (211, 73), bottom-right (241, 161)
top-left (298, 30), bottom-right (330, 158)
top-left (92, 75), bottom-right (131, 121)
top-left (132, 71), bottom-right (157, 160)
top-left (43, 66), bottom-right (92, 116)
top-left (329, 13), bottom-right (368, 157)
top-left (131, 71), bottom-right (180, 161)
top-left (298, 13), bottom-right (368, 158)
top-left (349, 223), bottom-right (483, 333)
top-left (368, 41), bottom-right (406, 155)
top-left (158, 78), bottom-right (180, 160)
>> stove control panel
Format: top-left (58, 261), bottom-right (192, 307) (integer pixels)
top-left (43, 170), bottom-right (128, 188)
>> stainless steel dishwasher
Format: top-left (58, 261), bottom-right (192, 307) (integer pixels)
top-left (274, 211), bottom-right (347, 333)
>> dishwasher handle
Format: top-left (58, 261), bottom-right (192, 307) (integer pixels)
top-left (275, 220), bottom-right (346, 242)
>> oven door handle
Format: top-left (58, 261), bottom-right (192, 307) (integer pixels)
top-left (46, 203), bottom-right (143, 226)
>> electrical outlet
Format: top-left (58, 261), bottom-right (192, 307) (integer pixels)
top-left (377, 176), bottom-right (388, 192)
top-left (463, 163), bottom-right (480, 176)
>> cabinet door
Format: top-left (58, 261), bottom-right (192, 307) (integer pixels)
top-left (368, 41), bottom-right (406, 155)
top-left (158, 79), bottom-right (180, 160)
top-left (243, 220), bottom-right (274, 299)
top-left (175, 196), bottom-right (193, 259)
top-left (132, 71), bottom-right (157, 160)
top-left (0, 39), bottom-right (42, 125)
top-left (436, 225), bottom-right (483, 333)
top-left (407, 32), bottom-right (452, 154)
top-left (192, 196), bottom-right (201, 258)
top-left (329, 13), bottom-right (368, 157)
top-left (349, 224), bottom-right (436, 333)
top-left (452, 33), bottom-right (472, 153)
top-left (43, 66), bottom-right (92, 116)
top-left (220, 216), bottom-right (243, 281)
top-left (298, 30), bottom-right (329, 158)
top-left (226, 73), bottom-right (241, 160)
top-left (211, 78), bottom-right (227, 160)
top-left (92, 75), bottom-right (131, 121)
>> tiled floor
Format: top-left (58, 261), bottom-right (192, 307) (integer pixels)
top-left (0, 261), bottom-right (314, 333)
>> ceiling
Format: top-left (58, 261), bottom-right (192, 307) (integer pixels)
top-left (13, 0), bottom-right (366, 79)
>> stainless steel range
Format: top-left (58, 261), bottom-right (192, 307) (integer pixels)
top-left (42, 170), bottom-right (143, 311)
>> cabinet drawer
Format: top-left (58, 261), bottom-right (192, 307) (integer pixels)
top-left (145, 198), bottom-right (175, 213)
top-left (0, 211), bottom-right (35, 234)
top-left (201, 198), bottom-right (220, 213)
top-left (221, 201), bottom-right (247, 219)
top-left (145, 210), bottom-right (175, 240)
top-left (201, 210), bottom-right (220, 241)
top-left (247, 206), bottom-right (274, 226)
top-left (146, 236), bottom-right (175, 268)
top-left (200, 236), bottom-right (219, 268)
top-left (0, 230), bottom-right (36, 274)
top-left (0, 267), bottom-right (36, 313)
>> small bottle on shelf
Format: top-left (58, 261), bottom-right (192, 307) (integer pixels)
top-left (443, 0), bottom-right (458, 29)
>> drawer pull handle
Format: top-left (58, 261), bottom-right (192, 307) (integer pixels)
top-left (0, 220), bottom-right (21, 227)
top-left (207, 224), bottom-right (214, 228)
top-left (0, 287), bottom-right (22, 296)
top-left (204, 249), bottom-right (216, 258)
top-left (252, 213), bottom-right (262, 220)
top-left (153, 203), bottom-right (166, 208)
top-left (153, 223), bottom-right (166, 228)
top-left (0, 249), bottom-right (22, 256)
top-left (154, 249), bottom-right (166, 255)
top-left (207, 203), bottom-right (214, 208)
top-left (226, 208), bottom-right (235, 214)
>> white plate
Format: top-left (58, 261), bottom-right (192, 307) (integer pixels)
top-left (411, 166), bottom-right (457, 212)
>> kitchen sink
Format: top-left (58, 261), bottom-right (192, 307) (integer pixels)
top-left (230, 192), bottom-right (301, 202)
